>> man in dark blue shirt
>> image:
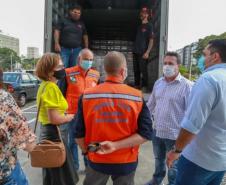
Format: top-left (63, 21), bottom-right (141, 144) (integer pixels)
top-left (54, 5), bottom-right (88, 68)
top-left (133, 7), bottom-right (154, 92)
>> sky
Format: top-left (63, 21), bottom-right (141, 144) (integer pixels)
top-left (0, 0), bottom-right (226, 55)
top-left (168, 0), bottom-right (226, 50)
top-left (0, 0), bottom-right (45, 56)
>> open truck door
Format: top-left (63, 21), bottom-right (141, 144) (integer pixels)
top-left (44, 0), bottom-right (169, 91)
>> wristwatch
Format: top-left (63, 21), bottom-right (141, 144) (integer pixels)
top-left (172, 145), bottom-right (182, 154)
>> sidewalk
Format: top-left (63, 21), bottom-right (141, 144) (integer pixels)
top-left (19, 142), bottom-right (164, 185)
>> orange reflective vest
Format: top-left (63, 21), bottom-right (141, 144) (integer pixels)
top-left (82, 76), bottom-right (143, 164)
top-left (65, 66), bottom-right (100, 114)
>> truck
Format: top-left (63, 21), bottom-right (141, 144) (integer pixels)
top-left (44, 0), bottom-right (169, 90)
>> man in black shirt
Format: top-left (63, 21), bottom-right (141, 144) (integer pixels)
top-left (54, 5), bottom-right (88, 68)
top-left (133, 7), bottom-right (154, 91)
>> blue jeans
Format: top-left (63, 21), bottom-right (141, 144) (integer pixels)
top-left (151, 130), bottom-right (177, 185)
top-left (60, 47), bottom-right (81, 68)
top-left (3, 162), bottom-right (29, 185)
top-left (68, 118), bottom-right (88, 170)
top-left (176, 155), bottom-right (225, 185)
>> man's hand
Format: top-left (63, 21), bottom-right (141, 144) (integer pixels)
top-left (167, 150), bottom-right (180, 168)
top-left (142, 51), bottom-right (149, 60)
top-left (96, 141), bottom-right (117, 154)
top-left (55, 43), bottom-right (61, 53)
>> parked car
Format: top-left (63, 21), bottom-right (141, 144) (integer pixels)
top-left (3, 72), bottom-right (40, 107)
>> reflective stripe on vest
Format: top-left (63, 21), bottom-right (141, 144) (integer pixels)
top-left (67, 71), bottom-right (80, 76)
top-left (84, 93), bottom-right (142, 102)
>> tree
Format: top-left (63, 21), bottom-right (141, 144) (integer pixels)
top-left (179, 65), bottom-right (199, 81)
top-left (0, 48), bottom-right (21, 71)
top-left (194, 32), bottom-right (226, 59)
top-left (21, 58), bottom-right (39, 70)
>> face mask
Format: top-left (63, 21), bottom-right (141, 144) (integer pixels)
top-left (53, 68), bottom-right (66, 80)
top-left (163, 65), bottom-right (176, 77)
top-left (81, 60), bottom-right (93, 70)
top-left (197, 55), bottom-right (205, 73)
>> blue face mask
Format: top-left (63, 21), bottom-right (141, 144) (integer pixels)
top-left (198, 55), bottom-right (205, 73)
top-left (81, 60), bottom-right (93, 70)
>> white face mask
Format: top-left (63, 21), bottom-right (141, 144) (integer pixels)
top-left (163, 65), bottom-right (176, 77)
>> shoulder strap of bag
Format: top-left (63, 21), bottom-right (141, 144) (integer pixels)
top-left (33, 82), bottom-right (48, 134)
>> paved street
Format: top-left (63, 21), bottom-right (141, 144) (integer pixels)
top-left (19, 100), bottom-right (225, 185)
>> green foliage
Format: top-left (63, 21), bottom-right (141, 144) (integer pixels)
top-left (0, 48), bottom-right (21, 70)
top-left (194, 32), bottom-right (226, 59)
top-left (21, 58), bottom-right (39, 70)
top-left (179, 65), bottom-right (200, 81)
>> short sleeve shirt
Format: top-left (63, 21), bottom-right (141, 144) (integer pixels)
top-left (134, 22), bottom-right (154, 54)
top-left (36, 81), bottom-right (68, 125)
top-left (55, 17), bottom-right (87, 48)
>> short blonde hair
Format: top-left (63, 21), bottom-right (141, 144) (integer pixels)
top-left (35, 53), bottom-right (60, 81)
top-left (104, 51), bottom-right (126, 75)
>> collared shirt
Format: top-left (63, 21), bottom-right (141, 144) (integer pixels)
top-left (181, 63), bottom-right (226, 171)
top-left (0, 89), bottom-right (35, 181)
top-left (55, 17), bottom-right (87, 48)
top-left (147, 73), bottom-right (193, 140)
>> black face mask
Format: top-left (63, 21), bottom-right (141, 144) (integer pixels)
top-left (53, 69), bottom-right (66, 80)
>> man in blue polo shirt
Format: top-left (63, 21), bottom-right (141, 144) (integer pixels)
top-left (167, 39), bottom-right (226, 185)
top-left (54, 4), bottom-right (88, 68)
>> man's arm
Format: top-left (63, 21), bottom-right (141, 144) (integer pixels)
top-left (143, 38), bottom-right (154, 59)
top-left (54, 29), bottom-right (61, 52)
top-left (97, 133), bottom-right (147, 154)
top-left (167, 128), bottom-right (195, 167)
top-left (146, 38), bottom-right (154, 54)
top-left (167, 76), bottom-right (217, 167)
top-left (74, 96), bottom-right (87, 153)
top-left (97, 100), bottom-right (153, 154)
top-left (83, 34), bottom-right (89, 48)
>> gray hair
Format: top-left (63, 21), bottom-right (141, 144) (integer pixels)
top-left (104, 51), bottom-right (127, 75)
top-left (78, 48), bottom-right (94, 58)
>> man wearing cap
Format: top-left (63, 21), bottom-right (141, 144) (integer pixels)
top-left (133, 7), bottom-right (154, 92)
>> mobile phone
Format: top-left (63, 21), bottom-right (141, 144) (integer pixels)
top-left (88, 143), bottom-right (100, 152)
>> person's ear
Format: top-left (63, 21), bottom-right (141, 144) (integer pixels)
top-left (214, 52), bottom-right (221, 62)
top-left (119, 68), bottom-right (124, 77)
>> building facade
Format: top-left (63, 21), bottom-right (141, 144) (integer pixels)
top-left (177, 42), bottom-right (198, 68)
top-left (0, 31), bottom-right (20, 55)
top-left (27, 47), bottom-right (39, 59)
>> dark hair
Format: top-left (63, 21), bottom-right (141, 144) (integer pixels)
top-left (69, 4), bottom-right (82, 11)
top-left (208, 39), bottom-right (226, 62)
top-left (164, 52), bottom-right (181, 64)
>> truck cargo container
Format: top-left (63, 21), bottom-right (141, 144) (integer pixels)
top-left (44, 0), bottom-right (169, 90)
